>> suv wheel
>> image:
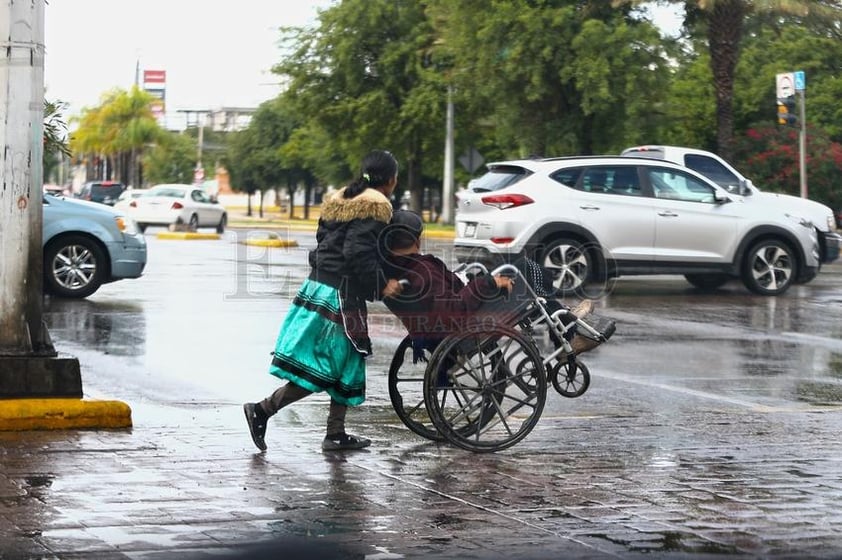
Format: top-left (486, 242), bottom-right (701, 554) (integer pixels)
top-left (540, 238), bottom-right (592, 296)
top-left (44, 234), bottom-right (107, 298)
top-left (741, 238), bottom-right (796, 296)
top-left (684, 273), bottom-right (731, 290)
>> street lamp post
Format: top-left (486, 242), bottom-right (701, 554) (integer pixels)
top-left (441, 85), bottom-right (455, 225)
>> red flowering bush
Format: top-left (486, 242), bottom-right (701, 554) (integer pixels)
top-left (734, 124), bottom-right (842, 218)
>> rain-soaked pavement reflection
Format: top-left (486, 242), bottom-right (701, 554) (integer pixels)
top-left (9, 232), bottom-right (840, 558)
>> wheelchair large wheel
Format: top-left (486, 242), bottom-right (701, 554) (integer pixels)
top-left (423, 326), bottom-right (547, 453)
top-left (388, 335), bottom-right (443, 441)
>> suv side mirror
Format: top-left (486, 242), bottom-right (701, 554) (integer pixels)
top-left (714, 190), bottom-right (732, 204)
top-left (738, 178), bottom-right (754, 196)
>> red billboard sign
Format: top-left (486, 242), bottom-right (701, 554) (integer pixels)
top-left (143, 70), bottom-right (166, 84)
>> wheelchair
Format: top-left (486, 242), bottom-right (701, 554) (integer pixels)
top-left (387, 263), bottom-right (615, 453)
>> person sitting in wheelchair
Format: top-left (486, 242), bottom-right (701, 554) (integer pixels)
top-left (381, 210), bottom-right (593, 360)
top-left (381, 210), bottom-right (513, 356)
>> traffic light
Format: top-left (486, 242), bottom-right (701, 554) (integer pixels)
top-left (777, 96), bottom-right (797, 127)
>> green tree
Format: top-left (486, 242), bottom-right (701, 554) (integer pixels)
top-left (279, 120), bottom-right (347, 219)
top-left (143, 132), bottom-right (197, 185)
top-left (428, 0), bottom-right (671, 156)
top-left (43, 99), bottom-right (71, 184)
top-left (274, 0), bottom-right (442, 208)
top-left (225, 98), bottom-right (296, 217)
top-left (70, 87), bottom-right (165, 187)
top-left (733, 23), bottom-right (842, 141)
top-left (617, 0), bottom-right (842, 160)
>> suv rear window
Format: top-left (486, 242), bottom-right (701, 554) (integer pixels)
top-left (468, 166), bottom-right (531, 192)
top-left (91, 184), bottom-right (123, 196)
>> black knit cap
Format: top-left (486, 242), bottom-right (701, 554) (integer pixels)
top-left (384, 210), bottom-right (424, 251)
top-left (390, 210), bottom-right (423, 238)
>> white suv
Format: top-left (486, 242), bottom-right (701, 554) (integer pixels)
top-left (621, 145), bottom-right (841, 268)
top-left (453, 156), bottom-right (826, 296)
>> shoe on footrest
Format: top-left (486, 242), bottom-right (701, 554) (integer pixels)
top-left (571, 299), bottom-right (593, 318)
top-left (322, 433), bottom-right (371, 451)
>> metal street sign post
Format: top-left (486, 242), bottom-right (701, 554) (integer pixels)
top-left (794, 71), bottom-right (807, 199)
top-left (776, 71), bottom-right (807, 198)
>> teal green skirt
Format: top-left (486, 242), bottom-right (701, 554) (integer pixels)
top-left (269, 279), bottom-right (366, 406)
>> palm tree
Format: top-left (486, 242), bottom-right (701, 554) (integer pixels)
top-left (102, 87), bottom-right (162, 187)
top-left (70, 87), bottom-right (164, 186)
top-left (617, 0), bottom-right (841, 159)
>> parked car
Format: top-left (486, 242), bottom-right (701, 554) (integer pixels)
top-left (75, 181), bottom-right (126, 206)
top-left (128, 184), bottom-right (227, 233)
top-left (454, 156), bottom-right (828, 296)
top-left (43, 183), bottom-right (68, 196)
top-left (113, 189), bottom-right (148, 213)
top-left (43, 194), bottom-right (147, 298)
top-left (621, 145), bottom-right (841, 268)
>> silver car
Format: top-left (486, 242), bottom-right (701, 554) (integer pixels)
top-left (43, 195), bottom-right (147, 298)
top-left (454, 156), bottom-right (824, 296)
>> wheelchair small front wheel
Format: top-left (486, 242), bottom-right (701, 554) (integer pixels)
top-left (551, 360), bottom-right (590, 398)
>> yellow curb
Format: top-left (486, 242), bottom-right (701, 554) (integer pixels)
top-left (241, 239), bottom-right (299, 248)
top-left (156, 232), bottom-right (221, 240)
top-left (422, 231), bottom-right (455, 240)
top-left (0, 399), bottom-right (132, 430)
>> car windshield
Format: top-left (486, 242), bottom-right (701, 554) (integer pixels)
top-left (683, 154), bottom-right (743, 193)
top-left (469, 165), bottom-right (532, 192)
top-left (148, 187), bottom-right (187, 198)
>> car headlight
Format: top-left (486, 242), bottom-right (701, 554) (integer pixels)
top-left (115, 215), bottom-right (140, 235)
top-left (827, 215), bottom-right (837, 232)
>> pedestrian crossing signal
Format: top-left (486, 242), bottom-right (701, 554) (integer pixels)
top-left (777, 97), bottom-right (797, 127)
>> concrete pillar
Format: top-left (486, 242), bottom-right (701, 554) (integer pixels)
top-left (1, 0), bottom-right (82, 398)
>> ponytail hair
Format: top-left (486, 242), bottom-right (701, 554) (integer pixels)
top-left (344, 150), bottom-right (399, 199)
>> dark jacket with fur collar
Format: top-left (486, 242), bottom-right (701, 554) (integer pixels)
top-left (308, 186), bottom-right (393, 301)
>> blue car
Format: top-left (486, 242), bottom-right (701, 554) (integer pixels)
top-left (43, 194), bottom-right (147, 298)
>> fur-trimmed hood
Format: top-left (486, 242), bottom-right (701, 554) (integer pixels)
top-left (320, 187), bottom-right (392, 224)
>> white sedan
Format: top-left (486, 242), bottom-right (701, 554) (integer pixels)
top-left (113, 189), bottom-right (148, 213)
top-left (129, 184), bottom-right (227, 233)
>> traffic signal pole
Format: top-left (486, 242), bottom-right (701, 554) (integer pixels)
top-left (776, 72), bottom-right (807, 199)
top-left (798, 89), bottom-right (807, 199)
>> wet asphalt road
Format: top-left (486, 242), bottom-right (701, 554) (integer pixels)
top-left (9, 227), bottom-right (842, 558)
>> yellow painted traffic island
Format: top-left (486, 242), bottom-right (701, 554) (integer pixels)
top-left (0, 398), bottom-right (132, 430)
top-left (240, 231), bottom-right (299, 248)
top-left (156, 232), bottom-right (221, 241)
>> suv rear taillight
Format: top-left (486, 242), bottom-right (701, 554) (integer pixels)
top-left (481, 194), bottom-right (534, 210)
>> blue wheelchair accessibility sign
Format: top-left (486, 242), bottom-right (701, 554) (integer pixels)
top-left (794, 71), bottom-right (805, 91)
